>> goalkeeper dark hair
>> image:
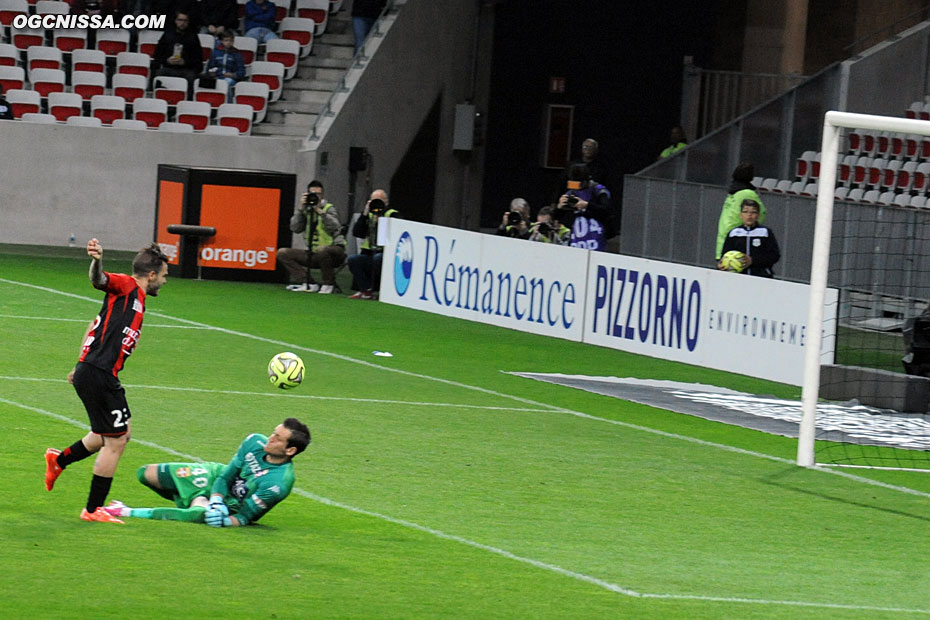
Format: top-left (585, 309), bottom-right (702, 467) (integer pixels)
top-left (132, 243), bottom-right (169, 277)
top-left (283, 417), bottom-right (311, 456)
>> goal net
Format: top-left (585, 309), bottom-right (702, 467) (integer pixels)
top-left (799, 111), bottom-right (930, 472)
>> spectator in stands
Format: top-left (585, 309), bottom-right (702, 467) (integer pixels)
top-left (352, 0), bottom-right (387, 54)
top-left (200, 0), bottom-right (239, 37)
top-left (558, 163), bottom-right (611, 251)
top-left (528, 205), bottom-right (570, 245)
top-left (495, 198), bottom-right (531, 239)
top-left (244, 0), bottom-right (279, 43)
top-left (70, 0), bottom-right (119, 17)
top-left (347, 189), bottom-right (398, 300)
top-left (658, 125), bottom-right (688, 159)
top-left (278, 180), bottom-right (346, 294)
top-left (563, 138), bottom-right (610, 193)
top-left (719, 198), bottom-right (780, 278)
top-left (205, 31), bottom-right (245, 101)
top-left (715, 162), bottom-right (767, 262)
top-left (153, 11), bottom-right (204, 97)
top-left (0, 85), bottom-right (13, 121)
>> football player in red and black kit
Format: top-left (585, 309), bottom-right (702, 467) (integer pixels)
top-left (44, 238), bottom-right (169, 523)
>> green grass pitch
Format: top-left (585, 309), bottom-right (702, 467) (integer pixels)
top-left (2, 246), bottom-right (930, 619)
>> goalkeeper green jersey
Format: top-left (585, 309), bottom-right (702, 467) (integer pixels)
top-left (211, 433), bottom-right (296, 525)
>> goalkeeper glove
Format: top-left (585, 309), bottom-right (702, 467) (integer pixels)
top-left (204, 509), bottom-right (232, 528)
top-left (208, 494), bottom-right (229, 516)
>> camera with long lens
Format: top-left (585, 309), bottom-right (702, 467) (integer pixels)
top-left (535, 221), bottom-right (552, 234)
top-left (369, 198), bottom-right (387, 215)
top-left (506, 211), bottom-right (522, 225)
top-left (306, 192), bottom-right (321, 208)
top-left (565, 195), bottom-right (579, 207)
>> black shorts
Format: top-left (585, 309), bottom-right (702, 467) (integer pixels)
top-left (72, 362), bottom-right (132, 436)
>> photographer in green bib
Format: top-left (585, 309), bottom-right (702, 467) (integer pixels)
top-left (347, 189), bottom-right (398, 300)
top-left (278, 180), bottom-right (346, 294)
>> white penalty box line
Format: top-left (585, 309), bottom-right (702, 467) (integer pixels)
top-left (3, 394), bottom-right (928, 616)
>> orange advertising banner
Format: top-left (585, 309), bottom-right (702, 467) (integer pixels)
top-left (155, 180), bottom-right (184, 265)
top-left (198, 185), bottom-right (281, 270)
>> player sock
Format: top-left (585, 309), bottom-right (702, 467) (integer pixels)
top-left (136, 506), bottom-right (207, 523)
top-left (86, 474), bottom-right (113, 513)
top-left (57, 440), bottom-right (92, 469)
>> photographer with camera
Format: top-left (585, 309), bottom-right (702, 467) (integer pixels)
top-left (347, 189), bottom-right (398, 300)
top-left (558, 164), bottom-right (611, 252)
top-left (495, 198), bottom-right (531, 240)
top-left (278, 180), bottom-right (346, 294)
top-left (528, 205), bottom-right (570, 245)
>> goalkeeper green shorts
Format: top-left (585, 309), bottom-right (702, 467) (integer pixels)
top-left (156, 462), bottom-right (227, 508)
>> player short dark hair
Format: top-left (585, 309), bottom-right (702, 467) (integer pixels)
top-left (740, 198), bottom-right (760, 212)
top-left (308, 179), bottom-right (324, 192)
top-left (283, 417), bottom-right (311, 456)
top-left (132, 243), bottom-right (169, 276)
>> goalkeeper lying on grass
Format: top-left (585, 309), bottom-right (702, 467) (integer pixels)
top-left (106, 418), bottom-right (310, 527)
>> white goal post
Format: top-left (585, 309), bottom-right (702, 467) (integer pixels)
top-left (798, 110), bottom-right (930, 467)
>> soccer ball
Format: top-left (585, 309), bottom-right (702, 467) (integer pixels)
top-left (720, 250), bottom-right (746, 273)
top-left (268, 352), bottom-right (305, 389)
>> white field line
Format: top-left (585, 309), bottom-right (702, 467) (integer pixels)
top-left (0, 313), bottom-right (211, 328)
top-left (5, 277), bottom-right (930, 503)
top-left (4, 277), bottom-right (930, 502)
top-left (4, 396), bottom-right (929, 615)
top-left (0, 376), bottom-right (553, 413)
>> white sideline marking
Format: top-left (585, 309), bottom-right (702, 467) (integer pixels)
top-left (0, 313), bottom-right (211, 329)
top-left (3, 393), bottom-right (929, 615)
top-left (0, 376), bottom-right (553, 413)
top-left (4, 276), bottom-right (930, 502)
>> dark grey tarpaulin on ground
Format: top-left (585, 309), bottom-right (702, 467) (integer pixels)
top-left (509, 373), bottom-right (930, 451)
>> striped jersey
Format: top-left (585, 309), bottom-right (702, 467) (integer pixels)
top-left (79, 272), bottom-right (146, 376)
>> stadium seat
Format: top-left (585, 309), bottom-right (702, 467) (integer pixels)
top-left (834, 186), bottom-right (849, 201)
top-left (889, 134), bottom-right (905, 160)
top-left (875, 132), bottom-right (892, 158)
top-left (802, 182), bottom-right (818, 197)
top-left (898, 160), bottom-right (919, 192)
top-left (233, 80), bottom-right (269, 123)
top-left (759, 178), bottom-right (778, 192)
top-left (0, 0), bottom-right (28, 32)
top-left (914, 162), bottom-right (930, 193)
top-left (116, 51), bottom-right (151, 80)
top-left (111, 118), bottom-right (148, 130)
top-left (0, 65), bottom-right (25, 91)
top-left (29, 68), bottom-right (66, 98)
top-left (203, 124), bottom-right (240, 135)
top-left (90, 94), bottom-right (126, 125)
top-left (796, 150), bottom-right (816, 181)
top-left (329, 0), bottom-right (344, 13)
top-left (249, 60), bottom-right (283, 102)
top-left (904, 134), bottom-right (920, 160)
top-left (20, 111), bottom-right (57, 123)
top-left (216, 102), bottom-right (252, 134)
top-left (865, 157), bottom-right (888, 189)
top-left (26, 45), bottom-right (62, 71)
top-left (137, 29), bottom-right (162, 57)
top-left (53, 29), bottom-right (88, 54)
top-left (846, 187), bottom-right (865, 202)
top-left (71, 70), bottom-right (106, 100)
top-left (5, 87), bottom-right (39, 117)
top-left (112, 73), bottom-right (148, 103)
top-left (12, 27), bottom-right (45, 52)
top-left (66, 114), bottom-right (103, 127)
top-left (234, 36), bottom-right (257, 69)
top-left (71, 48), bottom-right (106, 73)
top-left (0, 42), bottom-right (16, 67)
top-left (787, 181), bottom-right (804, 194)
top-left (906, 101), bottom-right (922, 119)
top-left (96, 29), bottom-right (131, 57)
top-left (296, 0), bottom-right (329, 35)
top-left (838, 154), bottom-right (857, 186)
top-left (877, 190), bottom-right (896, 206)
top-left (893, 193), bottom-right (911, 207)
top-left (236, 0), bottom-right (247, 20)
top-left (909, 195), bottom-right (928, 209)
top-left (35, 0), bottom-right (67, 15)
top-left (881, 159), bottom-right (903, 190)
top-left (153, 75), bottom-right (188, 105)
top-left (158, 120), bottom-right (194, 133)
top-left (132, 96), bottom-right (168, 128)
top-left (279, 17), bottom-right (315, 57)
top-left (274, 0), bottom-right (293, 23)
top-left (861, 189), bottom-right (881, 203)
top-left (47, 91), bottom-right (82, 121)
top-left (193, 77), bottom-right (228, 108)
top-left (176, 99), bottom-right (211, 130)
top-left (852, 156), bottom-right (872, 186)
top-left (198, 33), bottom-right (216, 62)
top-left (264, 38), bottom-right (299, 80)
top-left (772, 179), bottom-right (792, 193)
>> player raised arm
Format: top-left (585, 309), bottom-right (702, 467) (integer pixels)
top-left (87, 238), bottom-right (108, 290)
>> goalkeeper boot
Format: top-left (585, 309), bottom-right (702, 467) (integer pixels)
top-left (104, 500), bottom-right (131, 518)
top-left (80, 507), bottom-right (124, 524)
top-left (44, 448), bottom-right (62, 491)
